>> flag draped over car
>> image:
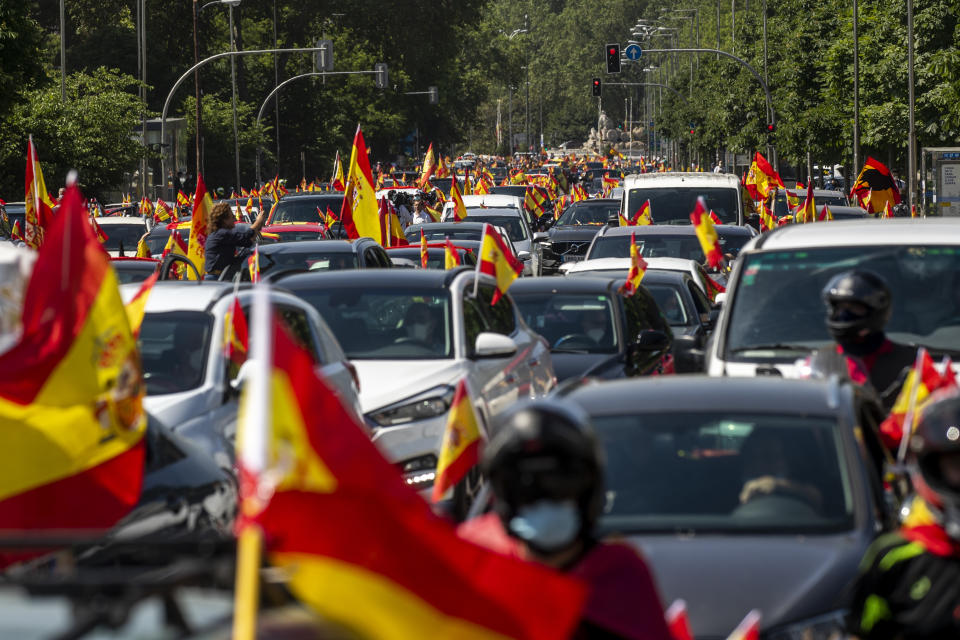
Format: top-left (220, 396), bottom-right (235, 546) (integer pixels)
top-left (340, 125), bottom-right (382, 243)
top-left (0, 182), bottom-right (146, 564)
top-left (619, 232), bottom-right (648, 297)
top-left (187, 175), bottom-right (214, 279)
top-left (235, 297), bottom-right (586, 640)
top-left (851, 157), bottom-right (901, 214)
top-left (477, 223), bottom-right (523, 304)
top-left (690, 196), bottom-right (724, 269)
top-left (432, 379), bottom-right (483, 502)
top-left (24, 136), bottom-right (56, 249)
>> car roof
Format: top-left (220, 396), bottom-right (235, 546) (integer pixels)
top-left (637, 269), bottom-right (688, 285)
top-left (94, 217), bottom-right (147, 225)
top-left (568, 198), bottom-right (619, 206)
top-left (751, 218), bottom-right (960, 251)
top-left (622, 172), bottom-right (741, 189)
top-left (279, 267), bottom-right (468, 290)
top-left (601, 224), bottom-right (751, 237)
top-left (566, 257), bottom-right (698, 273)
top-left (567, 375), bottom-right (845, 417)
top-left (118, 281), bottom-right (238, 310)
top-left (460, 194), bottom-right (522, 208)
top-left (410, 222), bottom-right (488, 231)
top-left (259, 240), bottom-right (358, 254)
top-left (510, 276), bottom-right (618, 295)
top-left (278, 191), bottom-right (343, 198)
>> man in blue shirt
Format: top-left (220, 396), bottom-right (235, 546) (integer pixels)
top-left (204, 202), bottom-right (269, 279)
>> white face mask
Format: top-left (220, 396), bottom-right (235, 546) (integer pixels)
top-left (586, 328), bottom-right (604, 342)
top-left (408, 323), bottom-right (429, 341)
top-left (508, 499), bottom-right (581, 553)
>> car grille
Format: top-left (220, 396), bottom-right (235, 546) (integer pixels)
top-left (552, 241), bottom-right (590, 257)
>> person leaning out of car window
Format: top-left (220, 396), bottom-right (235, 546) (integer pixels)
top-left (203, 202), bottom-right (268, 280)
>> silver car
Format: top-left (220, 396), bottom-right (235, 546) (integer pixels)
top-left (121, 281), bottom-right (362, 469)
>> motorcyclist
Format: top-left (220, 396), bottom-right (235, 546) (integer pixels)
top-left (822, 270), bottom-right (916, 411)
top-left (458, 400), bottom-right (672, 640)
top-left (847, 388), bottom-right (960, 639)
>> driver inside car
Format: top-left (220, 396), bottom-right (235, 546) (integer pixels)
top-left (399, 302), bottom-right (439, 350)
top-left (580, 308), bottom-right (612, 347)
top-left (736, 429), bottom-right (823, 513)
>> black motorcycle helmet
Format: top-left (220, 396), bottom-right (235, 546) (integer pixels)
top-left (909, 388), bottom-right (960, 539)
top-left (821, 269), bottom-right (892, 341)
top-left (482, 399), bottom-right (605, 553)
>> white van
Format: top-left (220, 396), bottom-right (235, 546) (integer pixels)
top-left (620, 172), bottom-right (744, 226)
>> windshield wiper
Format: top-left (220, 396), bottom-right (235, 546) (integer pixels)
top-left (730, 343), bottom-right (811, 353)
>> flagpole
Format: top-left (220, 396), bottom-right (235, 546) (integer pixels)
top-left (232, 283), bottom-right (272, 640)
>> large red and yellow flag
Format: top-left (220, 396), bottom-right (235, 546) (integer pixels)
top-left (239, 308), bottom-right (586, 639)
top-left (187, 175), bottom-right (214, 278)
top-left (477, 224), bottom-right (523, 304)
top-left (124, 270), bottom-right (159, 337)
top-left (0, 183), bottom-right (145, 561)
top-left (744, 152), bottom-right (784, 201)
top-left (24, 136), bottom-right (57, 249)
top-left (851, 156), bottom-right (901, 214)
top-left (620, 199), bottom-right (652, 226)
top-left (340, 125), bottom-right (381, 243)
top-left (445, 238), bottom-right (461, 269)
top-left (419, 142), bottom-right (437, 189)
top-left (450, 177), bottom-right (468, 222)
top-left (432, 379), bottom-right (483, 502)
top-left (619, 232), bottom-right (648, 297)
top-left (690, 196), bottom-right (724, 269)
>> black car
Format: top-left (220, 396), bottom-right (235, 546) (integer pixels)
top-left (641, 270), bottom-right (716, 373)
top-left (542, 198), bottom-right (620, 273)
top-left (385, 242), bottom-right (478, 269)
top-left (2, 202), bottom-right (25, 240)
top-left (564, 375), bottom-right (895, 640)
top-left (585, 224), bottom-right (757, 264)
top-left (220, 238), bottom-right (392, 281)
top-left (111, 257), bottom-right (160, 284)
top-left (267, 192), bottom-right (345, 226)
top-left (509, 276), bottom-right (673, 381)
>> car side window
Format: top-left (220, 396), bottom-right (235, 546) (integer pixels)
top-left (632, 287), bottom-right (669, 335)
top-left (476, 284), bottom-right (517, 335)
top-left (688, 280), bottom-right (712, 317)
top-left (277, 305), bottom-right (322, 364)
top-left (462, 293), bottom-right (492, 357)
top-left (377, 247), bottom-right (393, 268)
top-left (362, 247), bottom-right (378, 268)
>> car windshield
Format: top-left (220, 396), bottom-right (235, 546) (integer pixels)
top-left (145, 228), bottom-right (190, 256)
top-left (273, 230), bottom-right (327, 242)
top-left (389, 248), bottom-right (475, 269)
top-left (595, 411), bottom-right (853, 534)
top-left (294, 288), bottom-right (452, 359)
top-left (557, 202), bottom-right (619, 226)
top-left (647, 285), bottom-right (690, 326)
top-left (261, 249), bottom-right (358, 274)
top-left (490, 186), bottom-right (527, 199)
top-left (414, 227), bottom-right (484, 243)
top-left (626, 187), bottom-right (739, 224)
top-left (726, 245), bottom-right (960, 358)
top-left (100, 223), bottom-right (145, 252)
top-left (272, 197), bottom-right (343, 223)
top-left (512, 293), bottom-right (619, 353)
top-left (138, 311), bottom-right (212, 395)
top-left (464, 215), bottom-right (528, 243)
top-left (588, 232), bottom-right (750, 261)
top-left (113, 263), bottom-right (157, 285)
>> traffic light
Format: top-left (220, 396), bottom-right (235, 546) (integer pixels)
top-left (606, 44), bottom-right (621, 74)
top-left (766, 122), bottom-right (776, 133)
top-left (427, 86), bottom-right (439, 105)
top-left (374, 63), bottom-right (389, 89)
top-left (592, 78), bottom-right (602, 96)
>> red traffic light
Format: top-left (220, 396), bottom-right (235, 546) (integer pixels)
top-left (689, 129), bottom-right (695, 135)
top-left (609, 48), bottom-right (617, 55)
top-left (593, 80), bottom-right (600, 86)
top-left (767, 123), bottom-right (776, 132)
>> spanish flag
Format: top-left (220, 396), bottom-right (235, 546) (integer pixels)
top-left (176, 190), bottom-right (190, 207)
top-left (24, 136), bottom-right (57, 249)
top-left (124, 270), bottom-right (159, 337)
top-left (444, 238), bottom-right (461, 269)
top-left (90, 214), bottom-right (108, 244)
top-left (432, 379), bottom-right (483, 502)
top-left (690, 196), bottom-right (724, 269)
top-left (240, 306), bottom-right (586, 640)
top-left (618, 232), bottom-right (648, 297)
top-left (727, 610), bottom-right (762, 640)
top-left (0, 183), bottom-right (145, 562)
top-left (154, 198), bottom-right (176, 224)
top-left (450, 176), bottom-right (468, 222)
top-left (744, 151), bottom-right (784, 200)
top-left (11, 220), bottom-right (23, 243)
top-left (323, 205), bottom-right (339, 228)
top-left (882, 200), bottom-right (894, 219)
top-left (340, 125), bottom-right (381, 242)
top-left (331, 150), bottom-right (346, 192)
top-left (818, 204), bottom-right (834, 221)
top-left (619, 199), bottom-right (652, 226)
top-left (420, 230), bottom-right (429, 268)
top-left (665, 600), bottom-right (694, 640)
top-left (419, 143), bottom-right (437, 189)
top-left (248, 245), bottom-right (260, 283)
top-left (224, 295), bottom-right (249, 367)
top-left (478, 223), bottom-right (523, 304)
top-left (187, 175), bottom-right (214, 279)
top-left (878, 348), bottom-right (955, 450)
top-left (851, 157), bottom-right (901, 214)
top-left (797, 181), bottom-right (815, 224)
top-left (135, 236), bottom-right (151, 258)
top-left (379, 198), bottom-right (408, 247)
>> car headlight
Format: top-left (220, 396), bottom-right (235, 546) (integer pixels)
top-left (368, 385), bottom-right (455, 427)
top-left (766, 610), bottom-right (847, 640)
top-left (398, 453), bottom-right (438, 488)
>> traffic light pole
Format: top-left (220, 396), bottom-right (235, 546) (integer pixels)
top-left (634, 47), bottom-right (777, 168)
top-left (254, 69), bottom-right (381, 184)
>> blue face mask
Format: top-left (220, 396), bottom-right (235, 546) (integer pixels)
top-left (508, 499), bottom-right (581, 552)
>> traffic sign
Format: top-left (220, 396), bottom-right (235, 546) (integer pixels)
top-left (624, 44), bottom-right (642, 61)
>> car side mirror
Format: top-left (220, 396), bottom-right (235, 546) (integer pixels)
top-left (533, 232), bottom-right (550, 242)
top-left (229, 359), bottom-right (252, 394)
top-left (517, 250), bottom-right (531, 261)
top-left (633, 329), bottom-right (670, 352)
top-left (714, 292), bottom-right (727, 307)
top-left (473, 332), bottom-right (518, 359)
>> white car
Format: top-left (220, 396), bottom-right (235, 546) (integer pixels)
top-left (95, 216), bottom-right (149, 258)
top-left (620, 172), bottom-right (744, 226)
top-left (280, 268), bottom-right (556, 492)
top-left (441, 194), bottom-right (542, 276)
top-left (706, 218), bottom-right (960, 378)
top-left (121, 281), bottom-right (362, 468)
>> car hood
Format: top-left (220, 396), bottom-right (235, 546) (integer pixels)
top-left (549, 226), bottom-right (605, 242)
top-left (621, 532), bottom-right (866, 638)
top-left (352, 359), bottom-right (463, 413)
top-left (144, 388), bottom-right (216, 428)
